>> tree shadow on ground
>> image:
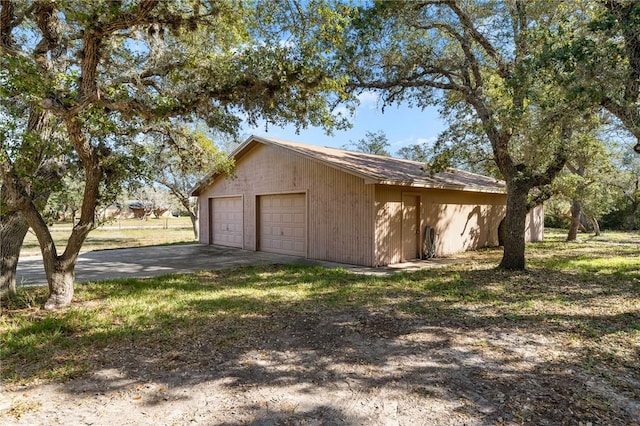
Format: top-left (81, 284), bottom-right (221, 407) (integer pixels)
top-left (217, 406), bottom-right (361, 426)
top-left (2, 264), bottom-right (639, 425)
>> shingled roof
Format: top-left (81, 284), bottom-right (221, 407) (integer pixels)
top-left (191, 135), bottom-right (506, 195)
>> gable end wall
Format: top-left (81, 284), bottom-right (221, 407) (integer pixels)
top-left (198, 143), bottom-right (376, 266)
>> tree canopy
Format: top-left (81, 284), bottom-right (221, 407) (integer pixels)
top-left (343, 0), bottom-right (603, 269)
top-left (536, 0), bottom-right (640, 153)
top-left (0, 0), bottom-right (356, 308)
top-left (140, 126), bottom-right (234, 237)
top-left (344, 130), bottom-right (391, 156)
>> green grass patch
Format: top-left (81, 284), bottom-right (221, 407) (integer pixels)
top-left (21, 218), bottom-right (196, 256)
top-left (2, 230), bottom-right (639, 385)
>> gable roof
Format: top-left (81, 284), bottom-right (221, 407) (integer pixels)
top-left (191, 135), bottom-right (506, 196)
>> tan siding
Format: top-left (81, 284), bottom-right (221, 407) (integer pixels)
top-left (375, 185), bottom-right (507, 265)
top-left (402, 194), bottom-right (420, 260)
top-left (198, 143), bottom-right (376, 266)
top-left (525, 204), bottom-right (544, 242)
top-left (374, 186), bottom-right (404, 265)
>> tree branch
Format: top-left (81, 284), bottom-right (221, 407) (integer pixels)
top-left (32, 0), bottom-right (58, 68)
top-left (0, 0), bottom-right (14, 47)
top-left (78, 0), bottom-right (158, 102)
top-left (411, 20), bottom-right (483, 89)
top-left (442, 0), bottom-right (510, 79)
top-left (601, 96), bottom-right (640, 152)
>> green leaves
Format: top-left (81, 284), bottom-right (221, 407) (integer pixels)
top-left (344, 130), bottom-right (391, 156)
top-left (1, 0), bottom-right (356, 208)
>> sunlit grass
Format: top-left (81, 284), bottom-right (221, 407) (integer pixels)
top-left (21, 217), bottom-right (196, 256)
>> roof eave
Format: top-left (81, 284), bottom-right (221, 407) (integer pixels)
top-left (376, 179), bottom-right (506, 194)
top-left (189, 171), bottom-right (219, 196)
top-left (190, 135), bottom-right (508, 196)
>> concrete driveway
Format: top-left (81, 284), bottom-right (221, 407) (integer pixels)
top-left (15, 244), bottom-right (457, 288)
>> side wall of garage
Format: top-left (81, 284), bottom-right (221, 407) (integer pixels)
top-left (374, 185), bottom-right (508, 265)
top-left (525, 204), bottom-right (545, 242)
top-left (197, 143), bottom-right (377, 266)
top-left (374, 185), bottom-right (546, 265)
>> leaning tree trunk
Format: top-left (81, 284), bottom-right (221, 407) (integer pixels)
top-left (0, 109), bottom-right (56, 298)
top-left (567, 198), bottom-right (582, 241)
top-left (579, 212), bottom-right (591, 233)
top-left (18, 197), bottom-right (76, 309)
top-left (0, 210), bottom-right (29, 298)
top-left (498, 183), bottom-right (529, 270)
top-left (171, 187), bottom-right (199, 239)
top-left (188, 209), bottom-right (198, 239)
top-left (179, 192), bottom-right (198, 239)
top-left (590, 216), bottom-right (601, 236)
top-left (1, 159), bottom-right (63, 299)
top-left (628, 200), bottom-right (639, 231)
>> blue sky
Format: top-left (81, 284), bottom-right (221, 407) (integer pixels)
top-left (242, 91), bottom-right (446, 156)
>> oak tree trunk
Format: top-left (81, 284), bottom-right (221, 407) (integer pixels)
top-left (591, 216), bottom-right (601, 236)
top-left (173, 189), bottom-right (199, 239)
top-left (18, 199), bottom-right (70, 309)
top-left (42, 259), bottom-right (75, 310)
top-left (567, 198), bottom-right (582, 241)
top-left (579, 212), bottom-right (591, 233)
top-left (15, 176), bottom-right (92, 310)
top-left (1, 109), bottom-right (57, 298)
top-left (498, 184), bottom-right (529, 270)
top-left (0, 211), bottom-right (29, 298)
top-left (189, 210), bottom-right (198, 239)
top-left (498, 218), bottom-right (506, 247)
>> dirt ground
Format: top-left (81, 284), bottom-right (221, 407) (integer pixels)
top-left (2, 307), bottom-right (638, 425)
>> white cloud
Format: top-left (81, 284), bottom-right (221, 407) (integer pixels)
top-left (356, 91), bottom-right (380, 109)
top-left (416, 136), bottom-right (437, 145)
top-left (391, 135), bottom-right (436, 147)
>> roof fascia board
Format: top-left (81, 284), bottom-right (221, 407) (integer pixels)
top-left (376, 180), bottom-right (506, 194)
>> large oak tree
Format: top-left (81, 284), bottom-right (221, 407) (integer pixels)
top-left (344, 0), bottom-right (599, 269)
top-left (0, 0), bottom-right (354, 309)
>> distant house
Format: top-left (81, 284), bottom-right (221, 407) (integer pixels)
top-left (98, 203), bottom-right (123, 219)
top-left (190, 136), bottom-right (543, 267)
top-left (126, 200), bottom-right (169, 219)
top-left (126, 201), bottom-right (148, 219)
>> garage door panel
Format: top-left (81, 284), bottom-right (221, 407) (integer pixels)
top-left (259, 193), bottom-right (306, 257)
top-left (210, 196), bottom-right (243, 248)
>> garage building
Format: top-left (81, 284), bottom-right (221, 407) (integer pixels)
top-left (191, 136), bottom-right (543, 266)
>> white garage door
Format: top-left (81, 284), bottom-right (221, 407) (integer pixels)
top-left (209, 196), bottom-right (243, 248)
top-left (259, 193), bottom-right (306, 257)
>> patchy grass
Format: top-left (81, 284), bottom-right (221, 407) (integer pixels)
top-left (1, 228), bottom-right (638, 423)
top-left (3, 229), bottom-right (639, 381)
top-left (21, 217), bottom-right (196, 256)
